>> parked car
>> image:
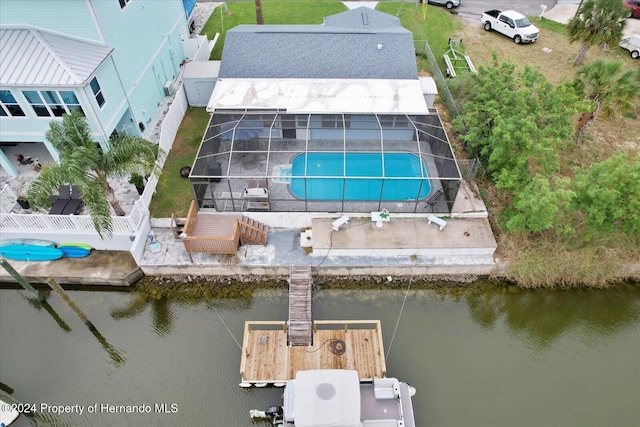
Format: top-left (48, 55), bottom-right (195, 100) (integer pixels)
top-left (481, 10), bottom-right (539, 44)
top-left (428, 0), bottom-right (461, 9)
top-left (623, 0), bottom-right (640, 18)
top-left (619, 34), bottom-right (640, 58)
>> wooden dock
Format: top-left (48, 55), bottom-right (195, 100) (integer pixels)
top-left (287, 265), bottom-right (312, 346)
top-left (239, 320), bottom-right (387, 386)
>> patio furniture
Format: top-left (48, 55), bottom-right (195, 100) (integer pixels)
top-left (49, 185), bottom-right (83, 215)
top-left (371, 210), bottom-right (390, 228)
top-left (207, 161), bottom-right (222, 182)
top-left (247, 178), bottom-right (267, 189)
top-left (49, 185), bottom-right (71, 214)
top-left (332, 215), bottom-right (350, 231)
top-left (61, 186), bottom-right (83, 215)
top-left (427, 215), bottom-right (447, 230)
top-left (425, 188), bottom-right (445, 211)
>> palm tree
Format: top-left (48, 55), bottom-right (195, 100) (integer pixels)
top-left (573, 59), bottom-right (640, 138)
top-left (567, 0), bottom-right (628, 65)
top-left (27, 110), bottom-right (163, 238)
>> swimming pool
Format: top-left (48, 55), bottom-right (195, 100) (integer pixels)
top-left (290, 152), bottom-right (431, 201)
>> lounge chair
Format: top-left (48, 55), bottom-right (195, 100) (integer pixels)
top-left (49, 185), bottom-right (72, 215)
top-left (425, 188), bottom-right (445, 211)
top-left (61, 186), bottom-right (83, 215)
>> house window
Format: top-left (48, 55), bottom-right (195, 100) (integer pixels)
top-left (90, 77), bottom-right (105, 108)
top-left (22, 90), bottom-right (85, 117)
top-left (380, 115), bottom-right (410, 128)
top-left (59, 91), bottom-right (84, 114)
top-left (321, 114), bottom-right (351, 129)
top-left (118, 0), bottom-right (131, 8)
top-left (0, 90), bottom-right (26, 117)
top-left (23, 91), bottom-right (51, 117)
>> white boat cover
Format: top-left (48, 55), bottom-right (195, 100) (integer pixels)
top-left (293, 369), bottom-right (361, 427)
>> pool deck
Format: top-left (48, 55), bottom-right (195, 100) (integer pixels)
top-left (138, 180), bottom-right (499, 278)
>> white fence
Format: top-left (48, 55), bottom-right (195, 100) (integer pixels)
top-left (0, 184), bottom-right (17, 214)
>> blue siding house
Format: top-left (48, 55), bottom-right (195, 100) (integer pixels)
top-left (0, 0), bottom-right (193, 177)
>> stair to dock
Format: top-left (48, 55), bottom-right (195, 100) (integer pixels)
top-left (239, 216), bottom-right (268, 246)
top-left (287, 265), bottom-right (312, 346)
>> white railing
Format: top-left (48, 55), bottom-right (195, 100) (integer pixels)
top-left (0, 197), bottom-right (147, 234)
top-left (0, 184), bottom-right (17, 214)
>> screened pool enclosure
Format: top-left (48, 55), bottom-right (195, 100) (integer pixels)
top-left (189, 112), bottom-right (461, 214)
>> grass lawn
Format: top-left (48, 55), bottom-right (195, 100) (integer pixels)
top-left (149, 107), bottom-right (210, 218)
top-left (376, 2), bottom-right (462, 72)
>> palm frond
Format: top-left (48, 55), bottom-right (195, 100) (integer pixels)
top-left (81, 179), bottom-right (114, 238)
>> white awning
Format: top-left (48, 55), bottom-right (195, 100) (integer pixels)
top-left (207, 78), bottom-right (429, 115)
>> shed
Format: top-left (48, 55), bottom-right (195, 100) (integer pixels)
top-left (419, 76), bottom-right (438, 109)
top-left (183, 61), bottom-right (220, 107)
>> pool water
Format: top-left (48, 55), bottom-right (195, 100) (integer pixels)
top-left (290, 152), bottom-right (431, 201)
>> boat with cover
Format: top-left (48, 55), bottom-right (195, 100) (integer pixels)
top-left (251, 369), bottom-right (416, 427)
top-left (0, 398), bottom-right (20, 426)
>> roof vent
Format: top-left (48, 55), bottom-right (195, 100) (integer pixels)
top-left (377, 44), bottom-right (383, 50)
top-left (361, 12), bottom-right (369, 26)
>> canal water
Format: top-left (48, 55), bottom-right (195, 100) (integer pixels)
top-left (1, 282), bottom-right (639, 427)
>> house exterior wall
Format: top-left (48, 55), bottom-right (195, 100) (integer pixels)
top-left (0, 0), bottom-right (101, 41)
top-left (90, 0), bottom-right (188, 132)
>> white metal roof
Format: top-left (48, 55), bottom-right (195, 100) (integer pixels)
top-left (0, 28), bottom-right (112, 86)
top-left (207, 78), bottom-right (430, 114)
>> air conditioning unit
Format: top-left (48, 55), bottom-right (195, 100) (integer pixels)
top-left (163, 81), bottom-right (175, 97)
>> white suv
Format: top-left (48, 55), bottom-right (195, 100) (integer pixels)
top-left (428, 0), bottom-right (461, 10)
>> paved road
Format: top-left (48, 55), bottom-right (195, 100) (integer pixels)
top-left (453, 0), bottom-right (560, 20)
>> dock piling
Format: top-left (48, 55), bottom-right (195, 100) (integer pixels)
top-left (0, 259), bottom-right (45, 303)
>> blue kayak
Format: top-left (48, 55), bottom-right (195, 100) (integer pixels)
top-left (0, 244), bottom-right (64, 261)
top-left (0, 239), bottom-right (55, 248)
top-left (57, 246), bottom-right (91, 258)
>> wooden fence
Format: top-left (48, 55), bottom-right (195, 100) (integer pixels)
top-left (181, 200), bottom-right (241, 262)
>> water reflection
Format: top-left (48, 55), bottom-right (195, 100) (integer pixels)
top-left (21, 288), bottom-right (126, 366)
top-left (110, 282), bottom-right (640, 353)
top-left (109, 282), bottom-right (260, 339)
top-left (111, 293), bottom-right (174, 337)
top-left (466, 285), bottom-right (640, 351)
top-left (24, 290), bottom-right (72, 333)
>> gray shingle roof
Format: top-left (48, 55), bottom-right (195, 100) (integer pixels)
top-left (324, 6), bottom-right (403, 29)
top-left (218, 7), bottom-right (418, 80)
top-left (0, 28), bottom-right (112, 86)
